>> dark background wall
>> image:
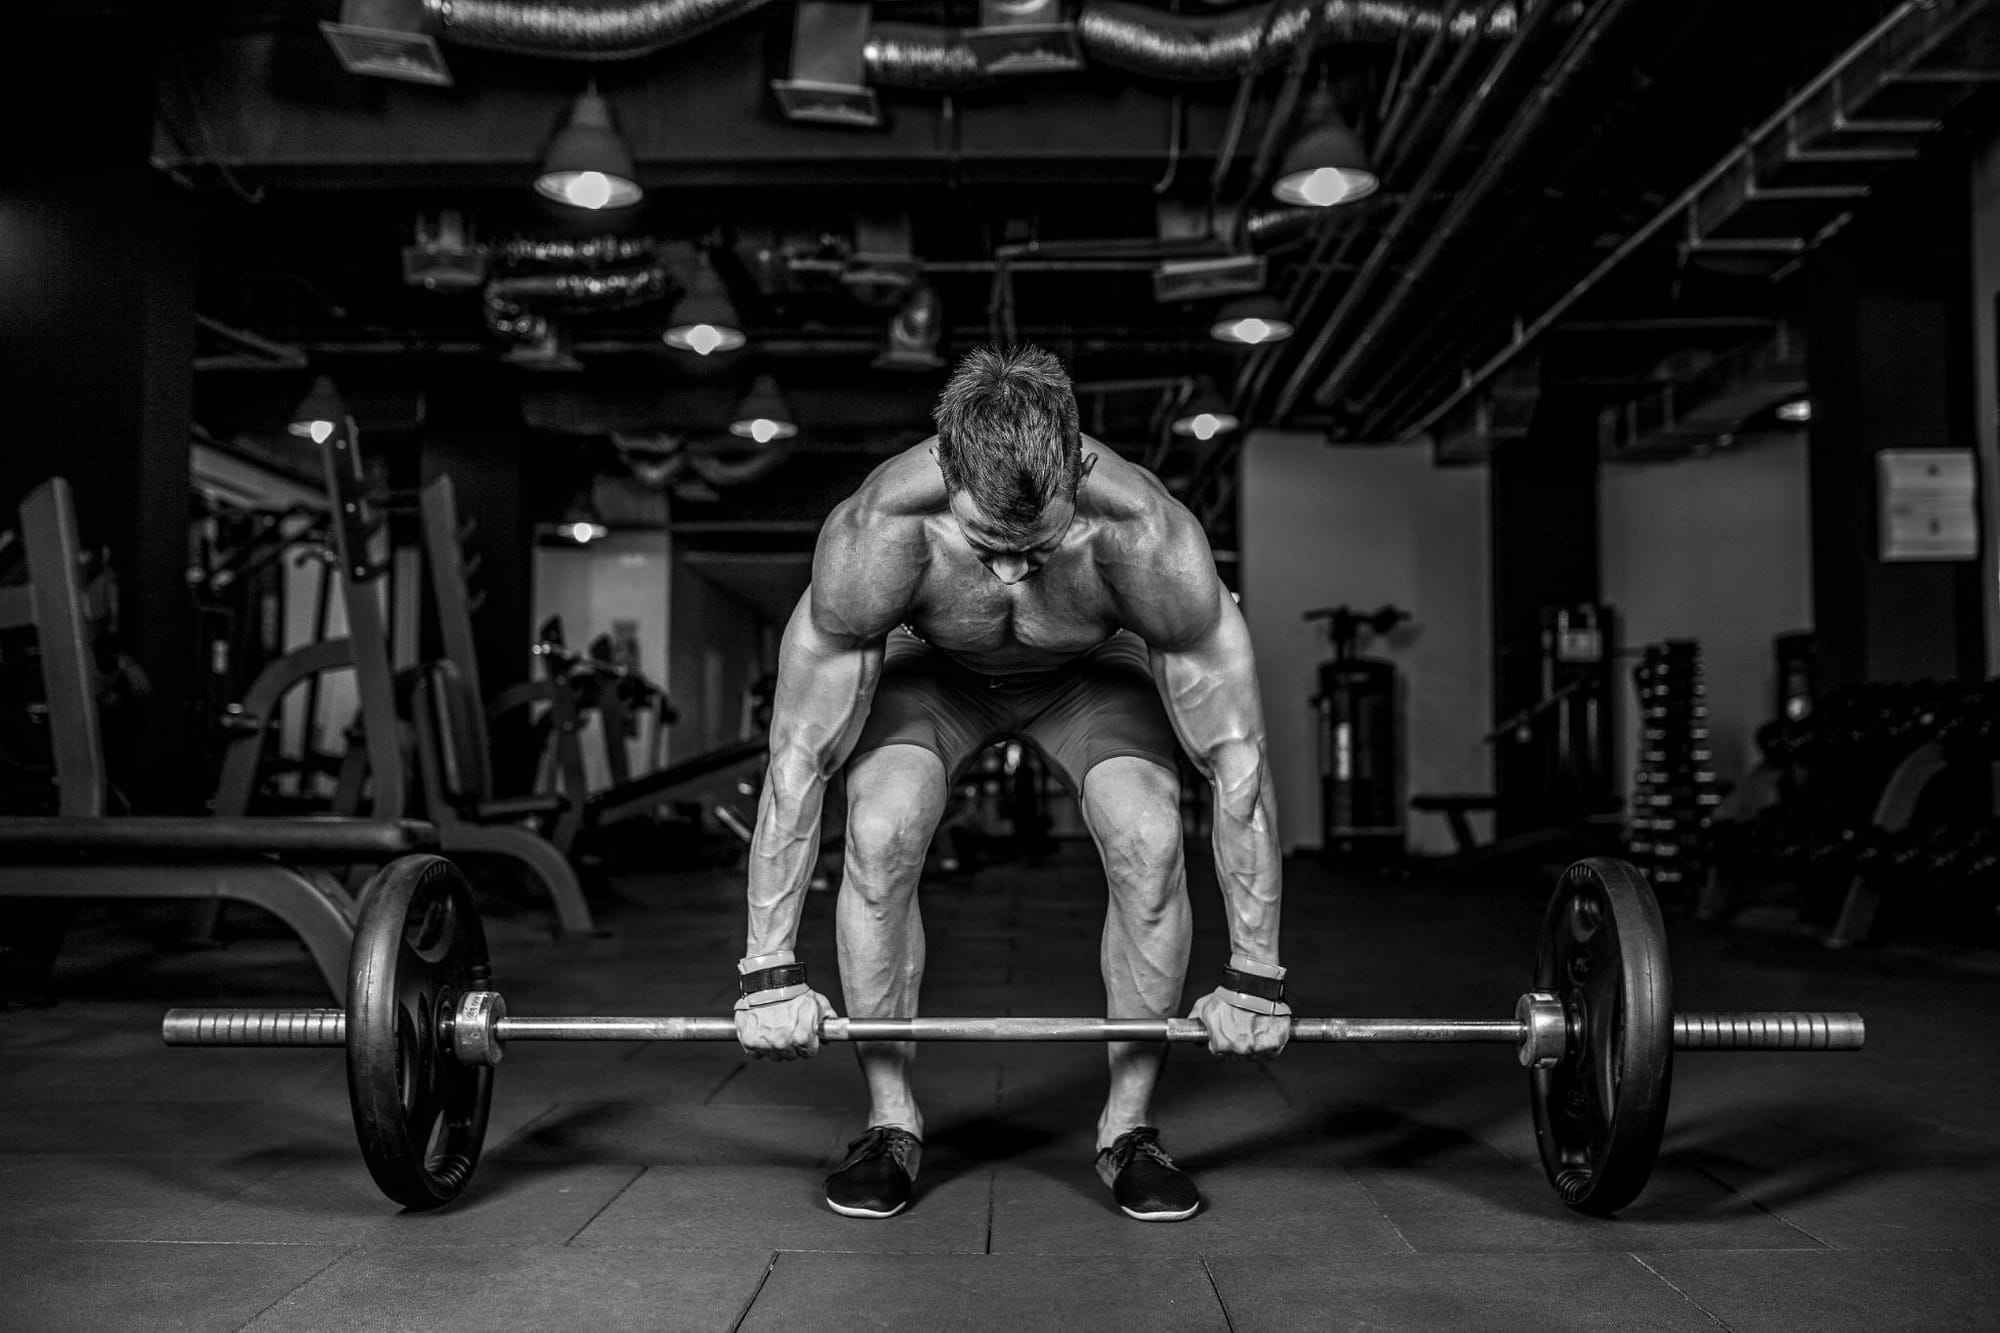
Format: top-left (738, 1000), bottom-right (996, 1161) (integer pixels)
top-left (1805, 154), bottom-right (1988, 690)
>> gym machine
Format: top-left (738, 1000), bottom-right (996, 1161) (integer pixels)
top-left (1304, 603), bottom-right (1410, 865)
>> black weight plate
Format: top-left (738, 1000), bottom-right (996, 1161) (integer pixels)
top-left (347, 854), bottom-right (494, 1209)
top-left (1529, 857), bottom-right (1674, 1216)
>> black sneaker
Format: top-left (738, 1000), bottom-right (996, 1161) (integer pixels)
top-left (1095, 1126), bottom-right (1202, 1222)
top-left (825, 1126), bottom-right (922, 1218)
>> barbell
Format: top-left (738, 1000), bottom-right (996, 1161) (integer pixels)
top-left (161, 854), bottom-right (1864, 1215)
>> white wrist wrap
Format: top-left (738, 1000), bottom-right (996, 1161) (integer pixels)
top-left (1218, 987), bottom-right (1286, 1016)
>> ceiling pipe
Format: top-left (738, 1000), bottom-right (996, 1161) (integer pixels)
top-left (1309, 0), bottom-right (1646, 418)
top-left (428, 0), bottom-right (1511, 76)
top-left (1261, 0), bottom-right (1569, 424)
top-left (1232, 0), bottom-right (1480, 421)
top-left (1399, 0), bottom-right (1980, 443)
top-left (1181, 0), bottom-right (1478, 511)
top-left (1346, 0), bottom-right (1648, 439)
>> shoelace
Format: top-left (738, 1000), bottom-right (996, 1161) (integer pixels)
top-left (846, 1126), bottom-right (918, 1176)
top-left (1101, 1127), bottom-right (1174, 1177)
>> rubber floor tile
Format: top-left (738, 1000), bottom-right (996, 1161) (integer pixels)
top-left (570, 1162), bottom-right (994, 1253)
top-left (242, 1243), bottom-right (775, 1332)
top-left (493, 1041), bottom-right (742, 1103)
top-left (1206, 1251), bottom-right (1723, 1332)
top-left (0, 1048), bottom-right (337, 1105)
top-left (165, 1160), bottom-right (642, 1245)
top-left (0, 1100), bottom-right (286, 1157)
top-left (1689, 1158), bottom-right (2000, 1249)
top-left (0, 1154), bottom-right (287, 1241)
top-left (738, 1251), bottom-right (1228, 1332)
top-left (986, 1163), bottom-right (1411, 1257)
top-left (0, 1239), bottom-right (344, 1333)
top-left (487, 1102), bottom-right (848, 1167)
top-left (1639, 1246), bottom-right (2000, 1332)
top-left (1350, 1162), bottom-right (1821, 1252)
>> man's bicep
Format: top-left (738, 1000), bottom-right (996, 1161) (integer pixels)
top-left (773, 590), bottom-right (884, 748)
top-left (1149, 591), bottom-right (1267, 767)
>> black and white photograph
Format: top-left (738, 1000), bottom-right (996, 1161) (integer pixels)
top-left (2, 0), bottom-right (1997, 1327)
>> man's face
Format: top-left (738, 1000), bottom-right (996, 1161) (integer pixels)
top-left (947, 489), bottom-right (1076, 586)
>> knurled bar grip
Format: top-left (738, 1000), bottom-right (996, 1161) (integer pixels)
top-left (1672, 1011), bottom-right (1867, 1050)
top-left (163, 1007), bottom-right (1867, 1050)
top-left (162, 1008), bottom-right (347, 1046)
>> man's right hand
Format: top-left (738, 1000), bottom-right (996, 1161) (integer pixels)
top-left (735, 989), bottom-right (837, 1060)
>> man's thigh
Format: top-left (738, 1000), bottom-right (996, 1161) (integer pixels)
top-left (847, 634), bottom-right (1003, 780)
top-left (1020, 634), bottom-right (1183, 794)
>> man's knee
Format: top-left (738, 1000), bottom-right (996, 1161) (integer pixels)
top-left (1084, 760), bottom-right (1184, 888)
top-left (844, 748), bottom-right (946, 885)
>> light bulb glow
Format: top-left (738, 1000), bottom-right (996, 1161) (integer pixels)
top-left (1172, 410), bottom-right (1239, 440)
top-left (288, 419), bottom-right (338, 444)
top-left (665, 322), bottom-right (746, 356)
top-left (559, 520), bottom-right (608, 544)
top-left (534, 169), bottom-right (642, 210)
top-left (729, 416), bottom-right (798, 443)
top-left (1777, 398), bottom-right (1812, 423)
top-left (565, 171), bottom-right (613, 210)
top-left (1274, 165), bottom-right (1380, 209)
top-left (1211, 315), bottom-right (1294, 345)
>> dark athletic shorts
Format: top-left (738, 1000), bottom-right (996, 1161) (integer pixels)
top-left (849, 629), bottom-right (1183, 792)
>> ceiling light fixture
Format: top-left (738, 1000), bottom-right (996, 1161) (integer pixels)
top-left (663, 258), bottom-right (747, 356)
top-left (1169, 378), bottom-right (1240, 442)
top-left (286, 375), bottom-right (351, 445)
top-left (729, 374), bottom-right (800, 444)
top-left (1273, 90), bottom-right (1379, 210)
top-left (1776, 398), bottom-right (1812, 424)
top-left (534, 86), bottom-right (643, 211)
top-left (873, 280), bottom-right (945, 371)
top-left (551, 491), bottom-right (609, 544)
top-left (1210, 294), bottom-right (1295, 346)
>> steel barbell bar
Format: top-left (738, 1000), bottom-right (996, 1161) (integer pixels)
top-left (163, 994), bottom-right (1866, 1068)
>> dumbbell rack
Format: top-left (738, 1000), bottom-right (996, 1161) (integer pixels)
top-left (1628, 640), bottom-right (1722, 891)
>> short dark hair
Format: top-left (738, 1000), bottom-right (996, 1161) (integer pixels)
top-left (933, 345), bottom-right (1083, 537)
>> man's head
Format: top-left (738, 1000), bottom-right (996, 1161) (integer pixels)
top-left (933, 345), bottom-right (1087, 583)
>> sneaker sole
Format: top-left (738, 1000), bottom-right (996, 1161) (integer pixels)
top-left (826, 1198), bottom-right (909, 1219)
top-left (1119, 1201), bottom-right (1201, 1222)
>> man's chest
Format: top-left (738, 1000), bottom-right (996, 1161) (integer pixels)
top-left (907, 559), bottom-right (1122, 658)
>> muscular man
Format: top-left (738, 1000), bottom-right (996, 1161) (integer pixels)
top-left (734, 346), bottom-right (1289, 1223)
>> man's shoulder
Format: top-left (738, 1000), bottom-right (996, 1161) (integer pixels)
top-left (830, 438), bottom-right (947, 534)
top-left (1083, 443), bottom-right (1204, 557)
top-left (1082, 442), bottom-right (1221, 647)
top-left (809, 443), bottom-right (940, 638)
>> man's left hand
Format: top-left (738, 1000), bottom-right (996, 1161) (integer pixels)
top-left (1187, 989), bottom-right (1292, 1059)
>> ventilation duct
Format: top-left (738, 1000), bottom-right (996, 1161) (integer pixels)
top-left (482, 262), bottom-right (674, 344)
top-left (422, 0), bottom-right (775, 59)
top-left (1070, 0), bottom-right (1512, 84)
top-left (425, 0), bottom-right (1512, 81)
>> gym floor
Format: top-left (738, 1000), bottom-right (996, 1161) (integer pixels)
top-left (2, 845), bottom-right (1995, 1332)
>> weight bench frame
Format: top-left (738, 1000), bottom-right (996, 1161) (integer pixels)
top-left (0, 477), bottom-right (436, 998)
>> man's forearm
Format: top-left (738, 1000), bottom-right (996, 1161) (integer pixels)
top-left (744, 748), bottom-right (830, 955)
top-left (1208, 745), bottom-right (1283, 966)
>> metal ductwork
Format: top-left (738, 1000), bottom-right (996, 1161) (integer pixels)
top-left (427, 0), bottom-right (1510, 79)
top-left (1072, 0), bottom-right (1512, 83)
top-left (494, 236), bottom-right (661, 267)
top-left (868, 0), bottom-right (1513, 89)
top-left (482, 263), bottom-right (674, 343)
top-left (423, 0), bottom-right (775, 59)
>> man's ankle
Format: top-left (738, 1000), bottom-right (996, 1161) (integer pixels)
top-left (869, 1111), bottom-right (924, 1139)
